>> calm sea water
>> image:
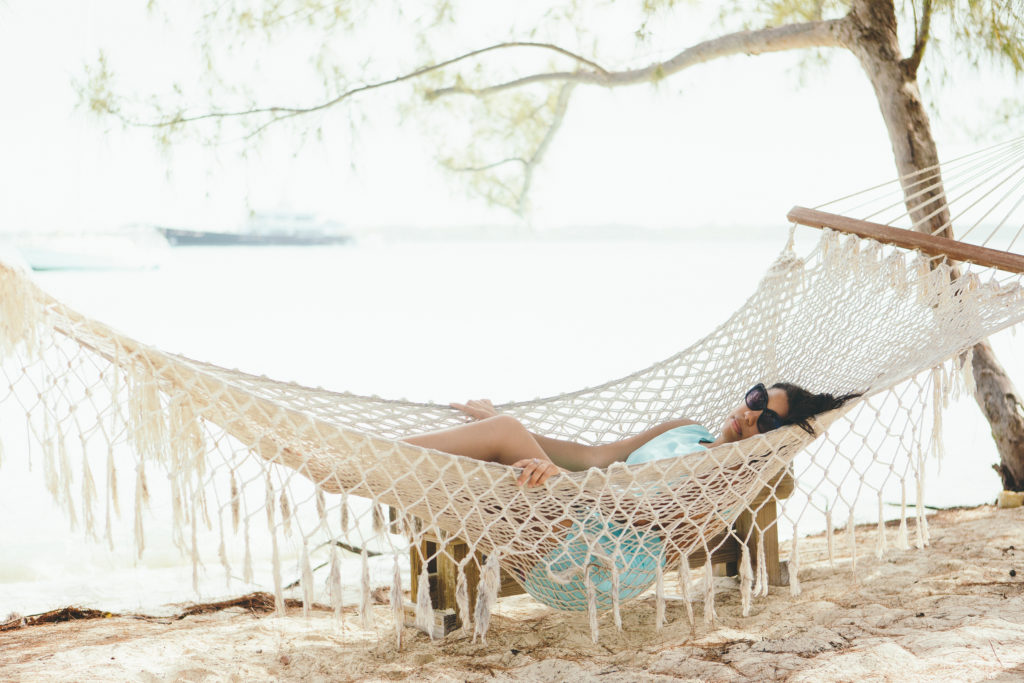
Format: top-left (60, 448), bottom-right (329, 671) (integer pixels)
top-left (1, 234), bottom-right (1018, 615)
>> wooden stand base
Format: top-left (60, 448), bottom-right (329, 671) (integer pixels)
top-left (403, 470), bottom-right (794, 635)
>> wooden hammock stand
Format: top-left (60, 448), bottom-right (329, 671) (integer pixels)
top-left (398, 468), bottom-right (794, 634)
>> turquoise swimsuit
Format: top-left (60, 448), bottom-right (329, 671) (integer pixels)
top-left (624, 423), bottom-right (716, 465)
top-left (522, 423), bottom-right (716, 612)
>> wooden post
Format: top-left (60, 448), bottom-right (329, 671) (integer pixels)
top-left (756, 501), bottom-right (784, 586)
top-left (692, 469), bottom-right (793, 586)
top-left (409, 534), bottom-right (524, 632)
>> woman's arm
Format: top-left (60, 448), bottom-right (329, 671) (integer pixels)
top-left (530, 432), bottom-right (609, 471)
top-left (450, 400), bottom-right (698, 470)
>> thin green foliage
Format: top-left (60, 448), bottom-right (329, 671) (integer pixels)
top-left (82, 0), bottom-right (1023, 213)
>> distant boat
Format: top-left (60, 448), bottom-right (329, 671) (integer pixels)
top-left (12, 227), bottom-right (168, 271)
top-left (157, 227), bottom-right (352, 246)
top-left (157, 212), bottom-right (351, 247)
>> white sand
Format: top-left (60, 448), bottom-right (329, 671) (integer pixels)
top-left (3, 505), bottom-right (1023, 682)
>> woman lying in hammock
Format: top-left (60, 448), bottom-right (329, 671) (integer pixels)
top-left (405, 383), bottom-right (858, 487)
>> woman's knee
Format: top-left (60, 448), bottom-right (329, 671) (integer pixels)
top-left (486, 414), bottom-right (527, 436)
top-left (481, 414), bottom-right (537, 462)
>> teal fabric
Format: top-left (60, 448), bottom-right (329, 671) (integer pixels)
top-left (522, 515), bottom-right (664, 612)
top-left (521, 424), bottom-right (716, 612)
top-left (624, 423), bottom-right (715, 465)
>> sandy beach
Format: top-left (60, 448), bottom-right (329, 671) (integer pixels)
top-left (2, 504), bottom-right (1022, 682)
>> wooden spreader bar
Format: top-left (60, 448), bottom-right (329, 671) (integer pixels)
top-left (788, 206), bottom-right (1024, 275)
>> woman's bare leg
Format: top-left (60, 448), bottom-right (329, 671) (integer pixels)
top-left (403, 414), bottom-right (548, 466)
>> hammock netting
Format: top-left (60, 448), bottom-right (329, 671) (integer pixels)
top-left (3, 138), bottom-right (1024, 643)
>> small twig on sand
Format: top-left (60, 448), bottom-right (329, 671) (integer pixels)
top-left (958, 581), bottom-right (1024, 587)
top-left (174, 592), bottom-right (280, 617)
top-left (0, 592), bottom-right (336, 632)
top-left (284, 540), bottom-right (388, 589)
top-left (989, 640), bottom-right (1004, 667)
top-left (284, 561), bottom-right (330, 590)
top-left (1, 607), bottom-right (113, 632)
top-left (314, 539), bottom-right (385, 557)
top-left (883, 502), bottom-right (972, 511)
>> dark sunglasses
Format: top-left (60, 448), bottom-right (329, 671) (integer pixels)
top-left (745, 383), bottom-right (785, 434)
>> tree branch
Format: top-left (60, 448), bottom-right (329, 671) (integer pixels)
top-left (430, 19), bottom-right (848, 98)
top-left (449, 157), bottom-right (529, 173)
top-left (110, 13), bottom-right (851, 216)
top-left (516, 82), bottom-right (575, 215)
top-left (903, 0), bottom-right (933, 78)
top-left (134, 41), bottom-right (606, 129)
top-left (445, 82), bottom-right (576, 214)
top-left (130, 21), bottom-right (845, 131)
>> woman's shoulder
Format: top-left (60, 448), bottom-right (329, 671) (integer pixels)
top-left (656, 417), bottom-right (699, 430)
top-left (633, 419), bottom-right (709, 446)
top-left (657, 421), bottom-right (713, 440)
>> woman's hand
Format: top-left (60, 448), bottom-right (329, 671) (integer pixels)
top-left (511, 458), bottom-right (566, 487)
top-left (450, 399), bottom-right (499, 421)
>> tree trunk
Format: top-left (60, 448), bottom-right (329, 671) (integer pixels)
top-left (971, 341), bottom-right (1024, 489)
top-left (841, 0), bottom-right (1024, 491)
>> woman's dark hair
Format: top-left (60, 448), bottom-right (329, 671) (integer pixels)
top-left (770, 382), bottom-right (861, 435)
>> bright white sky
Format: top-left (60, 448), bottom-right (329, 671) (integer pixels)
top-left (0, 1), bottom-right (1016, 235)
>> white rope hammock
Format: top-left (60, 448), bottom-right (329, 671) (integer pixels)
top-left (4, 138), bottom-right (1024, 644)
